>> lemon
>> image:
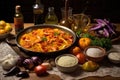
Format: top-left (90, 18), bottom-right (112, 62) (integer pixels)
top-left (5, 23), bottom-right (12, 31)
top-left (0, 20), bottom-right (6, 27)
top-left (82, 61), bottom-right (99, 71)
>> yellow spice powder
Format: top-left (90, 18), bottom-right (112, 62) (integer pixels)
top-left (57, 56), bottom-right (77, 67)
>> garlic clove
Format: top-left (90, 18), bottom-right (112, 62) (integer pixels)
top-left (0, 54), bottom-right (14, 63)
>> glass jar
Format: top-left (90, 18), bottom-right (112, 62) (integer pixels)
top-left (45, 7), bottom-right (58, 24)
top-left (71, 13), bottom-right (90, 33)
top-left (59, 7), bottom-right (73, 29)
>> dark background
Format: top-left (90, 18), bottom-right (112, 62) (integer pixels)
top-left (0, 0), bottom-right (120, 23)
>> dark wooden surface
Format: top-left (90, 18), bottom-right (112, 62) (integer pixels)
top-left (0, 23), bottom-right (120, 80)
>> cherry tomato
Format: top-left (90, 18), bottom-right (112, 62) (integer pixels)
top-left (34, 65), bottom-right (47, 76)
top-left (71, 46), bottom-right (81, 55)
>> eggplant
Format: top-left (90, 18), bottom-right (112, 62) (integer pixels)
top-left (103, 28), bottom-right (109, 37)
top-left (90, 24), bottom-right (104, 31)
top-left (96, 19), bottom-right (116, 35)
top-left (106, 24), bottom-right (116, 34)
top-left (95, 19), bottom-right (107, 25)
top-left (89, 19), bottom-right (117, 38)
top-left (3, 66), bottom-right (20, 77)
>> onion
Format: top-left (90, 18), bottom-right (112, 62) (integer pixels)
top-left (17, 56), bottom-right (26, 67)
top-left (23, 59), bottom-right (34, 70)
top-left (31, 56), bottom-right (42, 66)
top-left (41, 62), bottom-right (52, 70)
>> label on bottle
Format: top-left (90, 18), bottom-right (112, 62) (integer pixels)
top-left (14, 17), bottom-right (24, 34)
top-left (33, 9), bottom-right (43, 14)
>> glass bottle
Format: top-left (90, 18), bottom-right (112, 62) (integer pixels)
top-left (14, 5), bottom-right (24, 35)
top-left (33, 0), bottom-right (44, 25)
top-left (45, 7), bottom-right (58, 24)
top-left (59, 0), bottom-right (72, 29)
top-left (60, 7), bottom-right (73, 29)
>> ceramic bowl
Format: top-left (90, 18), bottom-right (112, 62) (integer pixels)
top-left (55, 54), bottom-right (78, 73)
top-left (108, 51), bottom-right (120, 64)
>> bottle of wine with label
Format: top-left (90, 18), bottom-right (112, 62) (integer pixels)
top-left (14, 5), bottom-right (24, 34)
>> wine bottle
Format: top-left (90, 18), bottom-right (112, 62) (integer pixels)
top-left (14, 5), bottom-right (24, 34)
top-left (33, 0), bottom-right (44, 25)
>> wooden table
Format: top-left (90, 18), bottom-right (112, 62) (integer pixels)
top-left (0, 23), bottom-right (120, 80)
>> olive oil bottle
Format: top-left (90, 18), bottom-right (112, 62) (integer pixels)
top-left (45, 7), bottom-right (58, 24)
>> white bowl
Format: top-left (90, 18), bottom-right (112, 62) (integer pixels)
top-left (55, 54), bottom-right (78, 73)
top-left (108, 51), bottom-right (120, 64)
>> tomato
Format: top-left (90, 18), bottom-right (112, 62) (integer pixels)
top-left (76, 53), bottom-right (86, 64)
top-left (71, 46), bottom-right (81, 55)
top-left (79, 37), bottom-right (91, 49)
top-left (34, 65), bottom-right (47, 76)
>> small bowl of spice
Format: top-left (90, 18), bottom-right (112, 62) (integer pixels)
top-left (108, 51), bottom-right (120, 64)
top-left (84, 46), bottom-right (106, 62)
top-left (55, 54), bottom-right (78, 73)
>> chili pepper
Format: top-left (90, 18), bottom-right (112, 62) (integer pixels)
top-left (3, 66), bottom-right (20, 77)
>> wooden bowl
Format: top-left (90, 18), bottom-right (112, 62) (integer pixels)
top-left (0, 29), bottom-right (12, 40)
top-left (84, 46), bottom-right (106, 62)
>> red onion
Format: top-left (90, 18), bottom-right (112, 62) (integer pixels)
top-left (23, 58), bottom-right (34, 70)
top-left (17, 56), bottom-right (26, 67)
top-left (31, 56), bottom-right (42, 66)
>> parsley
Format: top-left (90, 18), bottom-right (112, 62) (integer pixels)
top-left (54, 32), bottom-right (59, 36)
top-left (41, 37), bottom-right (47, 41)
top-left (91, 37), bottom-right (112, 51)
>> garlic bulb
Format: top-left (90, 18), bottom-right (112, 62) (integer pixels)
top-left (1, 54), bottom-right (18, 70)
top-left (2, 59), bottom-right (15, 70)
top-left (0, 54), bottom-right (13, 63)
